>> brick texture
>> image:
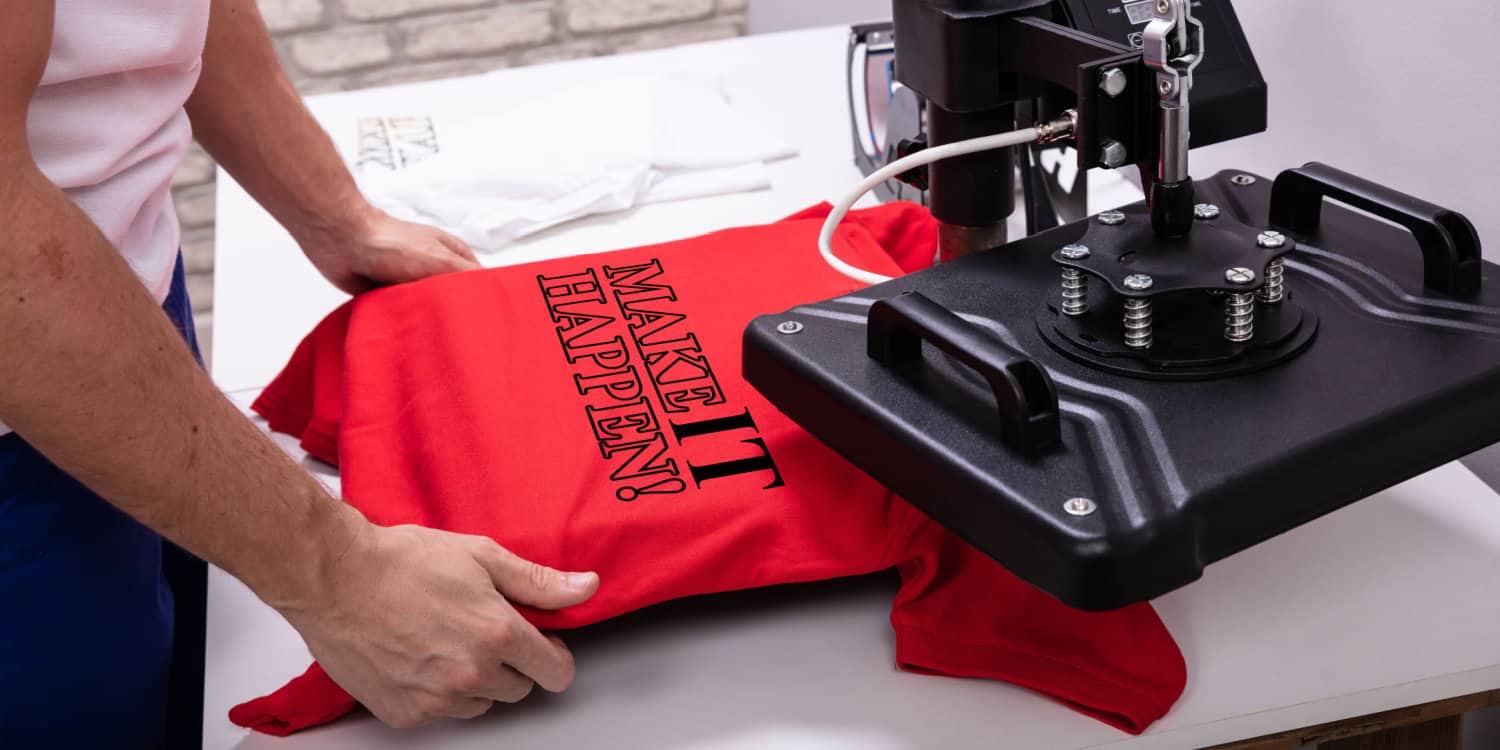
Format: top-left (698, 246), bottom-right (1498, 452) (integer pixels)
top-left (172, 0), bottom-right (749, 359)
top-left (564, 0), bottom-right (716, 33)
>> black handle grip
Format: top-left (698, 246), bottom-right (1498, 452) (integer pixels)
top-left (1269, 162), bottom-right (1483, 297)
top-left (868, 292), bottom-right (1060, 458)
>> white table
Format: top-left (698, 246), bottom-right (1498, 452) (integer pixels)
top-left (207, 27), bottom-right (1500, 750)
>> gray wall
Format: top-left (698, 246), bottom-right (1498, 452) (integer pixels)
top-left (751, 0), bottom-right (1500, 256)
top-left (1191, 0), bottom-right (1500, 258)
top-left (748, 0), bottom-right (885, 33)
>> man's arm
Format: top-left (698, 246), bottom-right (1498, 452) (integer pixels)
top-left (1, 4), bottom-right (594, 729)
top-left (186, 0), bottom-right (479, 293)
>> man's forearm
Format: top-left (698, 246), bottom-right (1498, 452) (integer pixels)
top-left (0, 3), bottom-right (589, 729)
top-left (186, 0), bottom-right (370, 241)
top-left (0, 159), bottom-right (359, 609)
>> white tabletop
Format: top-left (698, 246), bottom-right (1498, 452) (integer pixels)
top-left (207, 26), bottom-right (1500, 750)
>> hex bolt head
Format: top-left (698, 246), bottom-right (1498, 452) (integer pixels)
top-left (1225, 267), bottom-right (1257, 285)
top-left (1099, 67), bottom-right (1128, 98)
top-left (1257, 230), bottom-right (1287, 249)
top-left (1123, 274), bottom-right (1154, 291)
top-left (776, 321), bottom-right (804, 335)
top-left (1065, 497), bottom-right (1098, 517)
top-left (1194, 203), bottom-right (1221, 220)
top-left (1231, 174), bottom-right (1257, 186)
top-left (1099, 140), bottom-right (1128, 169)
top-left (1098, 210), bottom-right (1127, 226)
top-left (1060, 243), bottom-right (1091, 260)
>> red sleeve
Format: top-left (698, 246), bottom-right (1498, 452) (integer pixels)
top-left (889, 509), bottom-right (1186, 735)
top-left (227, 664), bottom-right (355, 737)
top-left (781, 201), bottom-right (938, 274)
top-left (250, 302), bottom-right (352, 466)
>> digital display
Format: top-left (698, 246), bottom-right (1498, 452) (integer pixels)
top-left (1124, 1), bottom-right (1156, 24)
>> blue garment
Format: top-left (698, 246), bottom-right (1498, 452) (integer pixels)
top-left (0, 255), bottom-right (204, 750)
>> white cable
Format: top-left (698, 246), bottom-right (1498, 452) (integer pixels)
top-left (819, 126), bottom-right (1042, 285)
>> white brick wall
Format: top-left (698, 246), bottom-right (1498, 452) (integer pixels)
top-left (174, 0), bottom-right (748, 358)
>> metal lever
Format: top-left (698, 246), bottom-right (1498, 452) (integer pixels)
top-left (867, 292), bottom-right (1061, 458)
top-left (1142, 0), bottom-right (1203, 237)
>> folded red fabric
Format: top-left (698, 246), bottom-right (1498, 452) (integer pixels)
top-left (227, 663), bottom-right (355, 737)
top-left (232, 203), bottom-right (1186, 736)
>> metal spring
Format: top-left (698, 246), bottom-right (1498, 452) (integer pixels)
top-left (1259, 258), bottom-right (1285, 304)
top-left (1226, 292), bottom-right (1256, 343)
top-left (1123, 298), bottom-right (1153, 349)
top-left (1061, 268), bottom-right (1088, 316)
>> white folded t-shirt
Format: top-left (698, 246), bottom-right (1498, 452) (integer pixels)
top-left (355, 76), bottom-right (798, 252)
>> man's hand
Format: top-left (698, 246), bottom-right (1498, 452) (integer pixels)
top-left (187, 0), bottom-right (481, 296)
top-left (296, 204), bottom-right (481, 294)
top-left (276, 523), bottom-right (600, 729)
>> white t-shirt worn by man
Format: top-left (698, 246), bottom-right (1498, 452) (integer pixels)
top-left (5, 0), bottom-right (211, 437)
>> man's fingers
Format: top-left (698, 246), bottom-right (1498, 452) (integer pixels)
top-left (332, 270), bottom-right (375, 296)
top-left (438, 231), bottom-right (482, 266)
top-left (428, 243), bottom-right (479, 273)
top-left (471, 539), bottom-right (599, 610)
top-left (479, 601), bottom-right (578, 693)
top-left (411, 244), bottom-right (476, 277)
top-left (471, 663), bottom-right (536, 704)
top-left (442, 696), bottom-right (495, 720)
top-left (464, 539), bottom-right (593, 692)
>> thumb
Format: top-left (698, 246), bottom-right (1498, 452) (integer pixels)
top-left (472, 538), bottom-right (599, 610)
top-left (437, 230), bottom-right (482, 266)
top-left (425, 241), bottom-right (480, 273)
top-left (389, 246), bottom-right (474, 283)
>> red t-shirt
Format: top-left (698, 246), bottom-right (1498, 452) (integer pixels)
top-left (232, 204), bottom-right (1186, 736)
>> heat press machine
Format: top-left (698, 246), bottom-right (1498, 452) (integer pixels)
top-left (744, 0), bottom-right (1500, 611)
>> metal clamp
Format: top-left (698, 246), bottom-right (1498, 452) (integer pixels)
top-left (1142, 0), bottom-right (1203, 186)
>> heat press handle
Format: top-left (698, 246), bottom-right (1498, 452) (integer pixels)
top-left (867, 291), bottom-right (1061, 459)
top-left (1269, 162), bottom-right (1483, 297)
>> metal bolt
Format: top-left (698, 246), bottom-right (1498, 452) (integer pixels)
top-left (1123, 274), bottom-right (1154, 291)
top-left (1099, 140), bottom-right (1128, 169)
top-left (1099, 67), bottom-right (1128, 98)
top-left (1230, 174), bottom-right (1257, 186)
top-left (1098, 210), bottom-right (1127, 226)
top-left (776, 321), bottom-right (804, 335)
top-left (1257, 230), bottom-right (1287, 249)
top-left (1064, 497), bottom-right (1097, 517)
top-left (1225, 267), bottom-right (1256, 285)
top-left (1060, 243), bottom-right (1091, 260)
top-left (1157, 0), bottom-right (1170, 13)
top-left (1194, 203), bottom-right (1221, 220)
top-left (1159, 79), bottom-right (1174, 96)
